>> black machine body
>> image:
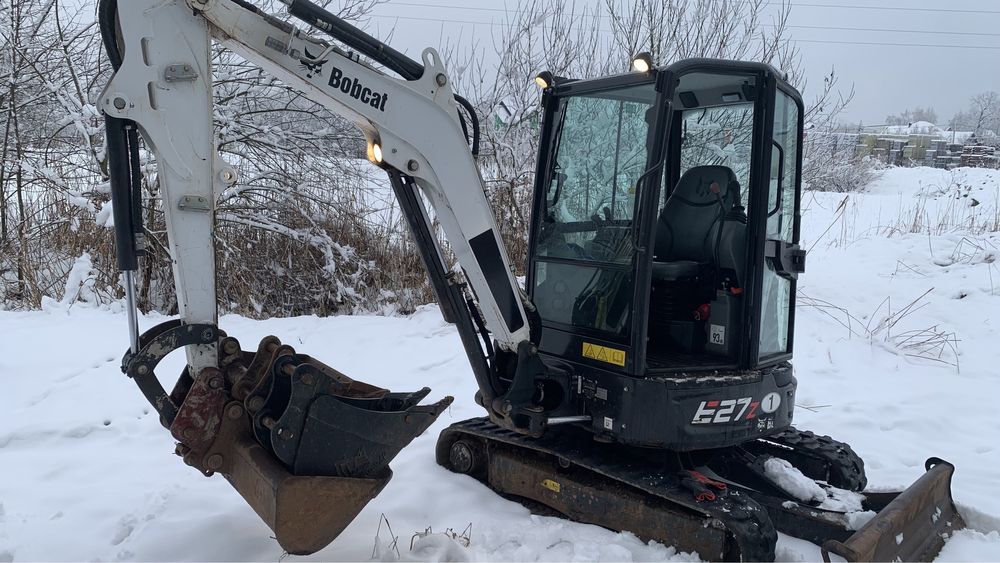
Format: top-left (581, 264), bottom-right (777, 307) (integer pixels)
top-left (515, 59), bottom-right (806, 450)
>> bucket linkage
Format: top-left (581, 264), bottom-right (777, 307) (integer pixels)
top-left (121, 319), bottom-right (452, 554)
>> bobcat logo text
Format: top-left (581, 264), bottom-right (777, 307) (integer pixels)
top-left (328, 66), bottom-right (388, 111)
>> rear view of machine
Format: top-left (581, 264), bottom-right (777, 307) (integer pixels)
top-left (100, 0), bottom-right (968, 559)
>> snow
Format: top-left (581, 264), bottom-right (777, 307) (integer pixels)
top-left (845, 510), bottom-right (876, 532)
top-left (938, 530), bottom-right (1000, 562)
top-left (58, 252), bottom-right (96, 306)
top-left (818, 488), bottom-right (865, 514)
top-left (763, 457), bottom-right (826, 503)
top-left (95, 200), bottom-right (115, 228)
top-left (2, 167), bottom-right (1000, 561)
top-left (762, 457), bottom-right (870, 523)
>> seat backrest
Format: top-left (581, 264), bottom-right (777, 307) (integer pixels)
top-left (654, 165), bottom-right (741, 265)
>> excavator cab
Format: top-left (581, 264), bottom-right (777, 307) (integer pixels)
top-left (530, 60), bottom-right (802, 375)
top-left (525, 60), bottom-right (805, 450)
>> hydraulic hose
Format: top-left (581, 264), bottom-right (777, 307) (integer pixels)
top-left (98, 0), bottom-right (122, 68)
top-left (100, 0), bottom-right (144, 352)
top-left (454, 94), bottom-right (480, 158)
top-left (99, 0), bottom-right (145, 271)
top-left (279, 0), bottom-right (481, 156)
top-left (282, 0), bottom-right (424, 80)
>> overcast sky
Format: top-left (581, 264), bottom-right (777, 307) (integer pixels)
top-left (359, 0), bottom-right (1000, 126)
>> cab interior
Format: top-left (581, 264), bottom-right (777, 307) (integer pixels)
top-left (530, 67), bottom-right (799, 375)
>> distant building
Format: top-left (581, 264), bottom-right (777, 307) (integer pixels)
top-left (855, 122), bottom-right (998, 168)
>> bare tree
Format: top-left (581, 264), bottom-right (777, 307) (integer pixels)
top-left (1, 0), bottom-right (109, 306)
top-left (953, 91), bottom-right (1000, 138)
top-left (444, 0), bottom-right (867, 268)
top-left (1, 0), bottom-right (438, 315)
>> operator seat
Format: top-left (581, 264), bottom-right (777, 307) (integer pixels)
top-left (652, 165), bottom-right (746, 282)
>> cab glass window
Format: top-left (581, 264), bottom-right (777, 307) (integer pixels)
top-left (532, 83), bottom-right (656, 340)
top-left (536, 84), bottom-right (656, 264)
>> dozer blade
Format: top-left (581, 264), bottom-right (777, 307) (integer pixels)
top-left (822, 458), bottom-right (966, 562)
top-left (121, 321), bottom-right (451, 555)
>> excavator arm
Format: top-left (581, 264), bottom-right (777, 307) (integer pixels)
top-left (102, 0), bottom-right (533, 372)
top-left (99, 0), bottom-right (547, 553)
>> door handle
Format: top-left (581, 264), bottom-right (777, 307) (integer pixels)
top-left (764, 239), bottom-right (805, 280)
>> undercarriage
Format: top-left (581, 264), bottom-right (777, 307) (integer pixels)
top-left (437, 419), bottom-right (964, 562)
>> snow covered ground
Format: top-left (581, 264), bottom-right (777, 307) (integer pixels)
top-left (2, 166), bottom-right (999, 561)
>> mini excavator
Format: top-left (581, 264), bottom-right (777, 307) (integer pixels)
top-left (99, 0), bottom-right (966, 559)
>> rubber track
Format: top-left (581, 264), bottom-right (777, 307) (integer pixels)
top-left (441, 418), bottom-right (778, 561)
top-left (754, 427), bottom-right (868, 491)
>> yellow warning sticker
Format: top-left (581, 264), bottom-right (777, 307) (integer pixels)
top-left (541, 479), bottom-right (561, 493)
top-left (582, 342), bottom-right (626, 367)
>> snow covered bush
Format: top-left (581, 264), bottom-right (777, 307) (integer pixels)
top-left (1, 0), bottom-right (874, 317)
top-left (803, 130), bottom-right (881, 193)
top-left (0, 0), bottom-right (431, 317)
top-left (58, 253), bottom-right (98, 306)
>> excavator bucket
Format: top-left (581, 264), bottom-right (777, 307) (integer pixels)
top-left (223, 427), bottom-right (392, 555)
top-left (122, 321), bottom-right (452, 555)
top-left (822, 458), bottom-right (966, 562)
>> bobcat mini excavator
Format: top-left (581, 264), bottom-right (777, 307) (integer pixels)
top-left (99, 0), bottom-right (966, 559)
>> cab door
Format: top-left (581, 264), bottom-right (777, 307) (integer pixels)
top-left (752, 84), bottom-right (805, 365)
top-left (527, 79), bottom-right (659, 375)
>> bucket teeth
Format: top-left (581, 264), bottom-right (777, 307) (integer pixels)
top-left (265, 359), bottom-right (453, 476)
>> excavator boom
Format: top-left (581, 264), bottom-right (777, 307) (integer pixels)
top-left (102, 0), bottom-right (532, 358)
top-left (99, 0), bottom-right (537, 551)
